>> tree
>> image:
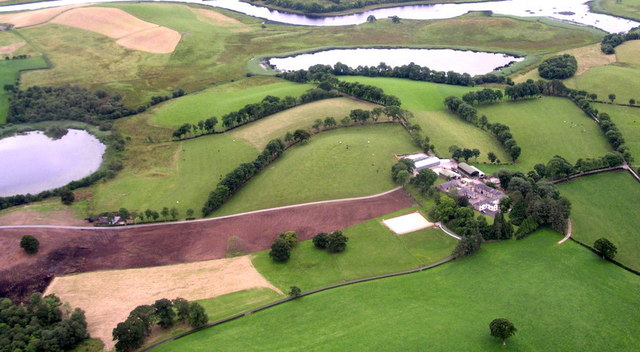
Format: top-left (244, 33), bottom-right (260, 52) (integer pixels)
top-left (269, 238), bottom-right (291, 262)
top-left (161, 207), bottom-right (170, 220)
top-left (312, 232), bottom-right (329, 249)
top-left (395, 169), bottom-right (411, 185)
top-left (20, 235), bottom-right (39, 254)
top-left (489, 318), bottom-right (517, 346)
top-left (326, 230), bottom-right (349, 253)
top-left (608, 93), bottom-right (616, 103)
top-left (187, 302), bottom-right (208, 328)
top-left (118, 208), bottom-right (130, 221)
top-left (170, 207), bottom-right (179, 220)
top-left (186, 208), bottom-right (195, 219)
top-left (472, 148), bottom-right (481, 161)
top-left (312, 118), bottom-right (323, 131)
top-left (293, 129), bottom-right (311, 143)
top-left (60, 188), bottom-right (74, 205)
top-left (538, 54), bottom-right (578, 79)
top-left (323, 117), bottom-right (336, 128)
top-left (412, 169), bottom-right (438, 192)
top-left (451, 234), bottom-right (482, 258)
top-left (128, 305), bottom-right (156, 335)
top-left (113, 317), bottom-right (146, 352)
top-left (173, 298), bottom-right (190, 322)
top-left (487, 152), bottom-right (497, 164)
top-left (289, 286), bottom-right (302, 297)
top-left (629, 98), bottom-right (636, 105)
top-left (366, 15), bottom-right (376, 22)
top-left (390, 15), bottom-right (401, 23)
top-left (278, 231), bottom-right (298, 249)
top-left (153, 298), bottom-right (175, 329)
top-left (593, 238), bottom-right (617, 260)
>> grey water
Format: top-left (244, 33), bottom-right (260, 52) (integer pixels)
top-left (0, 129), bottom-right (106, 197)
top-left (269, 48), bottom-right (524, 75)
top-left (0, 0), bottom-right (637, 32)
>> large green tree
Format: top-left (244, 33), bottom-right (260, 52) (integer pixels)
top-left (593, 238), bottom-right (617, 260)
top-left (489, 318), bottom-right (517, 346)
top-left (20, 235), bottom-right (39, 254)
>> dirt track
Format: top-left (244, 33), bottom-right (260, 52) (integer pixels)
top-left (0, 189), bottom-right (414, 302)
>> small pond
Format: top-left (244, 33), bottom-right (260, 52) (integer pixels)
top-left (0, 129), bottom-right (106, 197)
top-left (268, 48), bottom-right (524, 75)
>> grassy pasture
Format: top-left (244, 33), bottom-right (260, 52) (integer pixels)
top-left (252, 208), bottom-right (457, 292)
top-left (590, 0), bottom-right (640, 21)
top-left (149, 77), bottom-right (314, 127)
top-left (15, 4), bottom-right (600, 107)
top-left (89, 133), bottom-right (258, 216)
top-left (477, 97), bottom-right (611, 170)
top-left (593, 103), bottom-right (640, 165)
top-left (0, 56), bottom-right (48, 123)
top-left (155, 230), bottom-right (640, 352)
top-left (215, 124), bottom-right (416, 216)
top-left (230, 97), bottom-right (375, 149)
top-left (338, 76), bottom-right (509, 162)
top-left (559, 171), bottom-right (640, 271)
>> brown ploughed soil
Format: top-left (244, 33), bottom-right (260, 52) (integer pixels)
top-left (0, 189), bottom-right (414, 302)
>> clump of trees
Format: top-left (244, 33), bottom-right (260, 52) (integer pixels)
top-left (269, 231), bottom-right (298, 262)
top-left (462, 88), bottom-right (503, 105)
top-left (489, 318), bottom-right (517, 346)
top-left (391, 158), bottom-right (415, 184)
top-left (411, 168), bottom-right (438, 193)
top-left (112, 297), bottom-right (208, 351)
top-left (312, 230), bottom-right (349, 253)
top-left (538, 54), bottom-right (578, 79)
top-left (449, 145), bottom-right (481, 162)
top-left (202, 138), bottom-right (285, 216)
top-left (0, 293), bottom-right (89, 352)
top-left (8, 85), bottom-right (135, 124)
top-left (600, 26), bottom-right (640, 54)
top-left (593, 238), bottom-right (617, 260)
top-left (20, 235), bottom-right (39, 254)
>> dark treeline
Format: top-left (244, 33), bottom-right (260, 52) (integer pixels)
top-left (7, 85), bottom-right (135, 124)
top-left (538, 54), bottom-right (578, 80)
top-left (262, 0), bottom-right (433, 14)
top-left (600, 26), bottom-right (640, 54)
top-left (494, 169), bottom-right (571, 238)
top-left (0, 293), bottom-right (89, 352)
top-left (444, 96), bottom-right (521, 162)
top-left (531, 152), bottom-right (625, 183)
top-left (276, 62), bottom-right (512, 88)
top-left (202, 138), bottom-right (286, 216)
top-left (462, 88), bottom-right (503, 105)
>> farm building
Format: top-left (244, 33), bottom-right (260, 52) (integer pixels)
top-left (439, 169), bottom-right (461, 180)
top-left (457, 162), bottom-right (485, 177)
top-left (438, 179), bottom-right (506, 215)
top-left (399, 153), bottom-right (441, 171)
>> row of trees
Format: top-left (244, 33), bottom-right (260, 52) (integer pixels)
top-left (444, 96), bottom-right (521, 161)
top-left (0, 293), bottom-right (89, 352)
top-left (173, 117), bottom-right (218, 139)
top-left (7, 85), bottom-right (135, 124)
top-left (112, 298), bottom-right (208, 352)
top-left (600, 26), bottom-right (640, 54)
top-left (202, 138), bottom-right (286, 216)
top-left (277, 62), bottom-right (512, 88)
top-left (462, 88), bottom-right (504, 105)
top-left (530, 152), bottom-right (624, 182)
top-left (312, 231), bottom-right (349, 253)
top-left (448, 145), bottom-right (481, 162)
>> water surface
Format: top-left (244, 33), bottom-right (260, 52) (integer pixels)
top-left (269, 48), bottom-right (523, 75)
top-left (0, 129), bottom-right (106, 197)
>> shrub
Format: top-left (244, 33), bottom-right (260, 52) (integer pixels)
top-left (312, 232), bottom-right (329, 249)
top-left (538, 54), bottom-right (578, 79)
top-left (269, 238), bottom-right (291, 262)
top-left (60, 188), bottom-right (75, 205)
top-left (20, 235), bottom-right (39, 254)
top-left (278, 231), bottom-right (298, 249)
top-left (593, 238), bottom-right (617, 260)
top-left (187, 302), bottom-right (208, 328)
top-left (289, 286), bottom-right (302, 297)
top-left (326, 231), bottom-right (349, 253)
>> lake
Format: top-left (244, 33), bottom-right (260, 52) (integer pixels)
top-left (0, 129), bottom-right (106, 197)
top-left (268, 48), bottom-right (524, 75)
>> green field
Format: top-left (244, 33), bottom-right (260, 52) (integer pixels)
top-left (155, 230), bottom-right (640, 352)
top-left (149, 77), bottom-right (314, 127)
top-left (590, 0), bottom-right (640, 21)
top-left (253, 209), bottom-right (457, 291)
top-left (215, 124), bottom-right (416, 216)
top-left (196, 288), bottom-right (284, 322)
top-left (230, 97), bottom-right (374, 149)
top-left (0, 56), bottom-right (48, 124)
top-left (89, 133), bottom-right (258, 216)
top-left (15, 3), bottom-right (600, 107)
top-left (477, 97), bottom-right (612, 170)
top-left (594, 103), bottom-right (640, 165)
top-left (339, 76), bottom-right (510, 162)
top-left (559, 171), bottom-right (640, 271)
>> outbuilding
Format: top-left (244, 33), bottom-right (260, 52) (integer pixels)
top-left (415, 157), bottom-right (441, 171)
top-left (457, 162), bottom-right (485, 177)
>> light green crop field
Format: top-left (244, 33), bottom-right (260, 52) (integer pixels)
top-left (559, 171), bottom-right (640, 271)
top-left (89, 133), bottom-right (258, 216)
top-left (253, 208), bottom-right (457, 291)
top-left (477, 97), bottom-right (611, 170)
top-left (590, 0), bottom-right (640, 21)
top-left (614, 40), bottom-right (640, 65)
top-left (338, 76), bottom-right (509, 162)
top-left (155, 230), bottom-right (640, 352)
top-left (15, 3), bottom-right (600, 107)
top-left (594, 103), bottom-right (640, 165)
top-left (149, 77), bottom-right (314, 127)
top-left (230, 97), bottom-right (375, 149)
top-left (0, 56), bottom-right (48, 124)
top-left (215, 124), bottom-right (416, 216)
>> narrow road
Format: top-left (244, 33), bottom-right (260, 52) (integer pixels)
top-left (557, 219), bottom-right (572, 245)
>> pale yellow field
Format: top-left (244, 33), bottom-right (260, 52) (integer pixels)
top-left (45, 256), bottom-right (282, 350)
top-left (51, 7), bottom-right (158, 39)
top-left (0, 42), bottom-right (25, 55)
top-left (615, 40), bottom-right (640, 65)
top-left (116, 26), bottom-right (181, 54)
top-left (0, 5), bottom-right (85, 27)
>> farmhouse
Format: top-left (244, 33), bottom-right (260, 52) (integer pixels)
top-left (438, 179), bottom-right (506, 215)
top-left (457, 162), bottom-right (485, 177)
